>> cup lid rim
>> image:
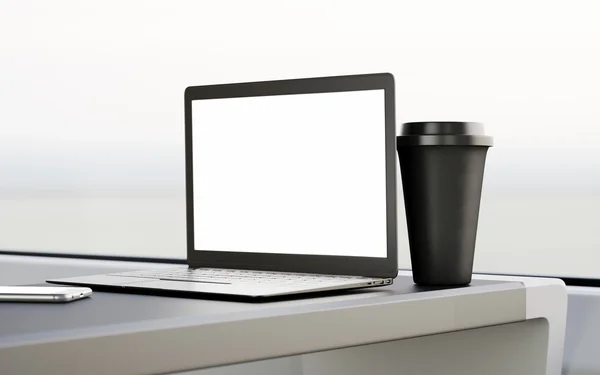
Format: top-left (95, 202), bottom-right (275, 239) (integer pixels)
top-left (396, 134), bottom-right (493, 147)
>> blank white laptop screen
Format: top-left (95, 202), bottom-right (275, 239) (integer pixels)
top-left (191, 89), bottom-right (387, 258)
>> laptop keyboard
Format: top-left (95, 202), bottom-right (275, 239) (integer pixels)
top-left (110, 268), bottom-right (379, 287)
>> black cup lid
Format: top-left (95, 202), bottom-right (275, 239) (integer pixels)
top-left (401, 122), bottom-right (484, 136)
top-left (398, 121), bottom-right (493, 147)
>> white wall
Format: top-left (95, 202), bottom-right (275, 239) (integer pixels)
top-left (0, 0), bottom-right (599, 278)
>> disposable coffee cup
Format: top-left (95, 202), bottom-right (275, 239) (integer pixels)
top-left (397, 122), bottom-right (493, 286)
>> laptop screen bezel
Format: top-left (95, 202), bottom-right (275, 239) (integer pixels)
top-left (184, 73), bottom-right (398, 278)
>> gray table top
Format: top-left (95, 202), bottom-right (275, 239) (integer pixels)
top-left (0, 255), bottom-right (528, 374)
top-left (1, 275), bottom-right (503, 337)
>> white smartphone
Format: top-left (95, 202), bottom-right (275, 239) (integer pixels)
top-left (0, 286), bottom-right (93, 302)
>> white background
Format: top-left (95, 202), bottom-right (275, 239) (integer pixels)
top-left (192, 91), bottom-right (387, 257)
top-left (0, 1), bottom-right (599, 278)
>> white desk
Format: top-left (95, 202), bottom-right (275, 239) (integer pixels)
top-left (0, 255), bottom-right (567, 375)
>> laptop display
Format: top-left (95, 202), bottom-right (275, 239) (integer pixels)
top-left (191, 90), bottom-right (387, 258)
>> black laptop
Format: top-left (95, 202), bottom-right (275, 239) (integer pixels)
top-left (48, 73), bottom-right (399, 298)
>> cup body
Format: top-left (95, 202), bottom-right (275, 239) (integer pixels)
top-left (397, 122), bottom-right (492, 286)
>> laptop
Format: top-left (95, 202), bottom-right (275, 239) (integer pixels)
top-left (48, 72), bottom-right (399, 298)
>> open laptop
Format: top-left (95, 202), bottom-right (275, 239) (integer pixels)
top-left (48, 73), bottom-right (399, 298)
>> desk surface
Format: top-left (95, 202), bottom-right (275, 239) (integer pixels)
top-left (0, 274), bottom-right (506, 338)
top-left (0, 254), bottom-right (556, 375)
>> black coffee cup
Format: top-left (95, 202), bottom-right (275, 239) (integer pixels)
top-left (397, 122), bottom-right (493, 286)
